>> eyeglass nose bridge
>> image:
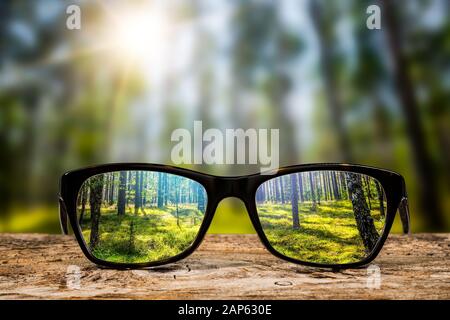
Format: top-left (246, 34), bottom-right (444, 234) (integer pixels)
top-left (209, 176), bottom-right (252, 201)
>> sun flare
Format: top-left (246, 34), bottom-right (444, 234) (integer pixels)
top-left (106, 7), bottom-right (170, 64)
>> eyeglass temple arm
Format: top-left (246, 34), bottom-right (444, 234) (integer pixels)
top-left (58, 196), bottom-right (69, 235)
top-left (398, 178), bottom-right (411, 235)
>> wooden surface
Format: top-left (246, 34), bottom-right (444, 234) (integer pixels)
top-left (0, 233), bottom-right (449, 300)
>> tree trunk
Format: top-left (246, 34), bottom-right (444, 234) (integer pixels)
top-left (176, 179), bottom-right (181, 228)
top-left (309, 0), bottom-right (352, 161)
top-left (346, 173), bottom-right (379, 252)
top-left (290, 174), bottom-right (300, 230)
top-left (157, 173), bottom-right (164, 208)
top-left (364, 177), bottom-right (372, 210)
top-left (339, 172), bottom-right (348, 199)
top-left (279, 178), bottom-right (285, 204)
top-left (326, 172), bottom-right (334, 200)
top-left (382, 0), bottom-right (444, 230)
top-left (109, 173), bottom-right (115, 206)
top-left (117, 171), bottom-right (127, 216)
top-left (197, 184), bottom-right (205, 214)
top-left (323, 172), bottom-right (329, 201)
top-left (256, 184), bottom-right (265, 203)
top-left (134, 172), bottom-right (142, 215)
top-left (308, 172), bottom-right (317, 211)
top-left (331, 172), bottom-right (340, 200)
top-left (297, 173), bottom-right (304, 202)
top-left (142, 172), bottom-right (146, 208)
top-left (315, 172), bottom-right (321, 205)
top-left (274, 180), bottom-right (281, 203)
top-left (164, 174), bottom-right (169, 206)
top-left (89, 175), bottom-right (104, 250)
top-left (374, 181), bottom-right (385, 217)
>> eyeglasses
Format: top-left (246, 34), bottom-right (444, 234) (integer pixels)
top-left (59, 163), bottom-right (410, 269)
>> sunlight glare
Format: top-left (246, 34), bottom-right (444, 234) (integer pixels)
top-left (109, 8), bottom-right (170, 64)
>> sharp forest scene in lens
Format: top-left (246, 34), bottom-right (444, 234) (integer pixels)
top-left (76, 171), bottom-right (207, 263)
top-left (256, 171), bottom-right (386, 264)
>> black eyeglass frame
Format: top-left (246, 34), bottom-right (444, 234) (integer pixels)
top-left (59, 163), bottom-right (410, 270)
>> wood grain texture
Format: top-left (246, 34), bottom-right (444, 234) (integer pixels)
top-left (0, 233), bottom-right (449, 300)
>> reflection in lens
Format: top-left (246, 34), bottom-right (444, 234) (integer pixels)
top-left (256, 171), bottom-right (386, 264)
top-left (77, 171), bottom-right (207, 264)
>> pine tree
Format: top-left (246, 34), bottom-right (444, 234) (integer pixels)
top-left (346, 173), bottom-right (379, 252)
top-left (157, 172), bottom-right (164, 208)
top-left (117, 171), bottom-right (127, 216)
top-left (308, 172), bottom-right (317, 211)
top-left (290, 174), bottom-right (300, 230)
top-left (197, 184), bottom-right (206, 214)
top-left (89, 175), bottom-right (104, 249)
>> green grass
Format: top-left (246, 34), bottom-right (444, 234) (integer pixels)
top-left (79, 204), bottom-right (204, 263)
top-left (257, 200), bottom-right (385, 264)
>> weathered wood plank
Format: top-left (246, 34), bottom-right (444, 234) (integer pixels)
top-left (0, 233), bottom-right (449, 299)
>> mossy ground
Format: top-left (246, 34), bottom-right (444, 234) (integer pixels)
top-left (257, 200), bottom-right (385, 264)
top-left (79, 200), bottom-right (385, 264)
top-left (80, 204), bottom-right (203, 263)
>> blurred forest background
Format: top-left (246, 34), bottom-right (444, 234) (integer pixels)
top-left (0, 0), bottom-right (449, 233)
